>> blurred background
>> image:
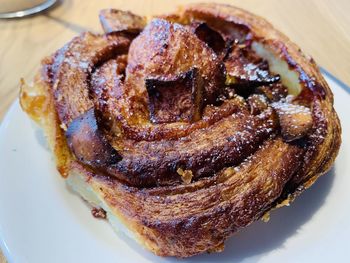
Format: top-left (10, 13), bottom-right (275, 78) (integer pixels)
top-left (0, 0), bottom-right (349, 262)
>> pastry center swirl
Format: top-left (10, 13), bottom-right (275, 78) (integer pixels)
top-left (50, 11), bottom-right (312, 187)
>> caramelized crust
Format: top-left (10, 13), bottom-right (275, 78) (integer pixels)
top-left (225, 43), bottom-right (280, 89)
top-left (49, 32), bottom-right (131, 125)
top-left (20, 3), bottom-right (341, 258)
top-left (110, 108), bottom-right (278, 186)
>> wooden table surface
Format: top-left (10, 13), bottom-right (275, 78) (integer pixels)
top-left (0, 0), bottom-right (349, 261)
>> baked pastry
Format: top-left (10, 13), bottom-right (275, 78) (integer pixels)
top-left (20, 3), bottom-right (341, 257)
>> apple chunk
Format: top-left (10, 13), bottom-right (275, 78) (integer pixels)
top-left (146, 68), bottom-right (204, 123)
top-left (99, 9), bottom-right (146, 34)
top-left (66, 108), bottom-right (121, 168)
top-left (272, 102), bottom-right (313, 142)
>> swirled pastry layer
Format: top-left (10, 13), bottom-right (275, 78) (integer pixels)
top-left (20, 3), bottom-right (341, 257)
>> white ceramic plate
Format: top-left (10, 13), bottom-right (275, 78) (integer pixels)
top-left (0, 72), bottom-right (349, 263)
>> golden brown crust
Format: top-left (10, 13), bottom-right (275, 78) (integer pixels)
top-left (20, 3), bottom-right (341, 258)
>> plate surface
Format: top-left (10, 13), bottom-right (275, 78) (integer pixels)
top-left (0, 73), bottom-right (349, 263)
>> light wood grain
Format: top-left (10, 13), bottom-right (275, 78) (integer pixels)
top-left (0, 253), bottom-right (5, 263)
top-left (0, 0), bottom-right (349, 261)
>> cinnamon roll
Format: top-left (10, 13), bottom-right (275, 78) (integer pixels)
top-left (20, 3), bottom-right (341, 257)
